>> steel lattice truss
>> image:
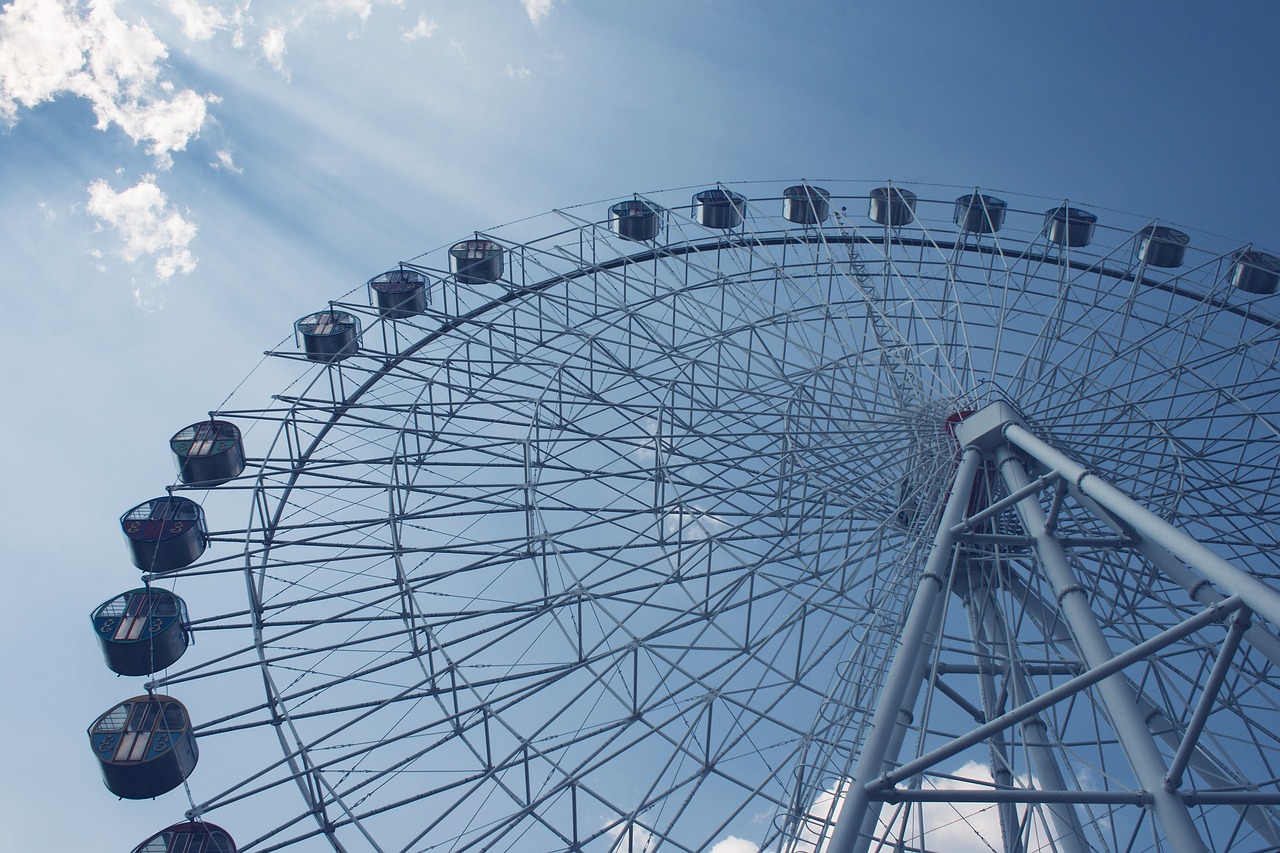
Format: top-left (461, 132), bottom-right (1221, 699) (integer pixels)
top-left (122, 181), bottom-right (1280, 853)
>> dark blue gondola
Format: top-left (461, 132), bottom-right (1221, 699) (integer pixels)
top-left (296, 310), bottom-right (360, 362)
top-left (88, 694), bottom-right (199, 799)
top-left (369, 268), bottom-right (430, 318)
top-left (1138, 225), bottom-right (1190, 268)
top-left (449, 239), bottom-right (504, 284)
top-left (692, 188), bottom-right (745, 230)
top-left (1044, 205), bottom-right (1097, 248)
top-left (610, 199), bottom-right (662, 242)
top-left (131, 821), bottom-right (236, 853)
top-left (171, 420), bottom-right (245, 486)
top-left (954, 192), bottom-right (1008, 234)
top-left (1231, 249), bottom-right (1280, 295)
top-left (783, 185), bottom-right (830, 225)
top-left (121, 496), bottom-right (208, 572)
top-left (92, 588), bottom-right (190, 676)
top-left (868, 185), bottom-right (916, 226)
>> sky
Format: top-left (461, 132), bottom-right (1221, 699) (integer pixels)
top-left (4, 1), bottom-right (1280, 850)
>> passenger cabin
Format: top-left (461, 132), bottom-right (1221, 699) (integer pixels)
top-left (1044, 205), bottom-right (1097, 248)
top-left (92, 588), bottom-right (190, 676)
top-left (1138, 225), bottom-right (1190, 268)
top-left (369, 269), bottom-right (429, 319)
top-left (692, 189), bottom-right (745, 230)
top-left (131, 821), bottom-right (236, 853)
top-left (1231, 249), bottom-right (1280, 295)
top-left (171, 420), bottom-right (245, 487)
top-left (121, 497), bottom-right (208, 572)
top-left (295, 311), bottom-right (360, 362)
top-left (88, 695), bottom-right (199, 799)
top-left (449, 239), bottom-right (504, 284)
top-left (610, 200), bottom-right (662, 242)
top-left (782, 185), bottom-right (830, 225)
top-left (868, 186), bottom-right (916, 226)
top-left (953, 193), bottom-right (1007, 233)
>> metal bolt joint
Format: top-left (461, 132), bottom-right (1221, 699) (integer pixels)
top-left (1056, 584), bottom-right (1089, 607)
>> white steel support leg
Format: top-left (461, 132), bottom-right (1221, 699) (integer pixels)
top-left (825, 446), bottom-right (983, 853)
top-left (960, 573), bottom-right (1022, 853)
top-left (996, 444), bottom-right (1207, 852)
top-left (1069, 485), bottom-right (1280, 672)
top-left (999, 560), bottom-right (1280, 848)
top-left (1004, 423), bottom-right (1280, 631)
top-left (1062, 489), bottom-right (1280, 845)
top-left (968, 580), bottom-right (1091, 853)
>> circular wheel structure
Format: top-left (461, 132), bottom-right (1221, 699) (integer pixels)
top-left (110, 180), bottom-right (1280, 853)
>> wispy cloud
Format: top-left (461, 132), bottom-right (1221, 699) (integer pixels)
top-left (3, 0), bottom-right (549, 294)
top-left (608, 821), bottom-right (655, 852)
top-left (449, 36), bottom-right (468, 63)
top-left (211, 148), bottom-right (242, 173)
top-left (261, 26), bottom-right (288, 73)
top-left (402, 15), bottom-right (438, 42)
top-left (522, 0), bottom-right (554, 24)
top-left (328, 0), bottom-right (375, 22)
top-left (87, 175), bottom-right (197, 294)
top-left (793, 762), bottom-right (1050, 852)
top-left (506, 63), bottom-right (530, 79)
top-left (257, 0), bottom-right (418, 69)
top-left (0, 0), bottom-right (213, 167)
top-left (664, 504), bottom-right (725, 541)
top-left (167, 0), bottom-right (229, 41)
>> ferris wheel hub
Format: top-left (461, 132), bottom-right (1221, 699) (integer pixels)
top-left (953, 400), bottom-right (1027, 453)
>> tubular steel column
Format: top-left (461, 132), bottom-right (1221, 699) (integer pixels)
top-left (1071, 487), bottom-right (1280, 668)
top-left (959, 570), bottom-right (1021, 853)
top-left (825, 446), bottom-right (982, 853)
top-left (996, 444), bottom-right (1207, 852)
top-left (997, 556), bottom-right (1280, 847)
top-left (1004, 423), bottom-right (1280, 631)
top-left (966, 579), bottom-right (1091, 853)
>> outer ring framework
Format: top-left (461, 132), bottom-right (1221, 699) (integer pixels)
top-left (138, 181), bottom-right (1280, 853)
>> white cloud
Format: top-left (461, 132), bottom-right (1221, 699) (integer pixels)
top-left (794, 779), bottom-right (845, 851)
top-left (211, 148), bottom-right (241, 173)
top-left (259, 0), bottom-right (413, 64)
top-left (402, 15), bottom-right (438, 42)
top-left (107, 86), bottom-right (209, 168)
top-left (449, 36), bottom-right (467, 63)
top-left (793, 764), bottom-right (1042, 853)
top-left (329, 0), bottom-right (374, 22)
top-left (916, 761), bottom-right (1004, 849)
top-left (608, 821), bottom-right (655, 852)
top-left (261, 26), bottom-right (288, 73)
top-left (87, 175), bottom-right (197, 286)
top-left (709, 837), bottom-right (760, 853)
top-left (0, 0), bottom-right (83, 111)
top-left (0, 0), bottom-right (212, 167)
top-left (522, 0), bottom-right (554, 24)
top-left (633, 417), bottom-right (662, 463)
top-left (167, 0), bottom-right (228, 41)
top-left (664, 505), bottom-right (726, 541)
top-left (227, 3), bottom-right (249, 49)
top-left (506, 63), bottom-right (530, 79)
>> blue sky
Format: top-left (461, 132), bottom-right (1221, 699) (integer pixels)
top-left (4, 1), bottom-right (1280, 850)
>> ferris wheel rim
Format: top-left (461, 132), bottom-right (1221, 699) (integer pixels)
top-left (102, 179), bottom-right (1280, 853)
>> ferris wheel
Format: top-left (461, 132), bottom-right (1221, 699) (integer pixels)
top-left (86, 180), bottom-right (1280, 853)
